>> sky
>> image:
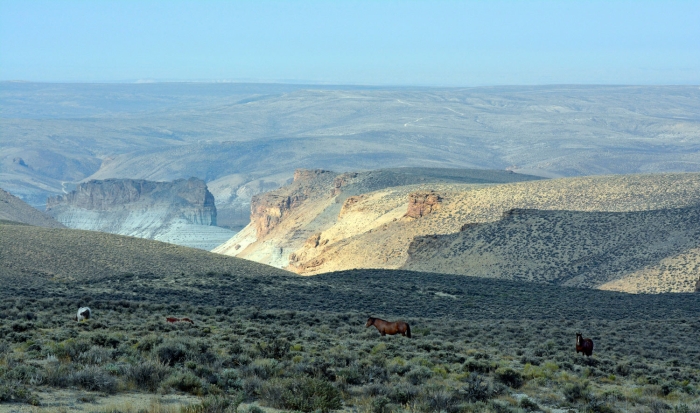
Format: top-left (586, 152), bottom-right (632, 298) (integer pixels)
top-left (1, 0), bottom-right (698, 86)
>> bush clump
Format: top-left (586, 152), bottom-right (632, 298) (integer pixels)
top-left (260, 377), bottom-right (342, 412)
top-left (495, 367), bottom-right (524, 388)
top-left (125, 359), bottom-right (170, 391)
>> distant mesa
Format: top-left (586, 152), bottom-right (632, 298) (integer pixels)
top-left (46, 177), bottom-right (235, 250)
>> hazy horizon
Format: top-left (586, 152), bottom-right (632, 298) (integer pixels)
top-left (1, 1), bottom-right (699, 87)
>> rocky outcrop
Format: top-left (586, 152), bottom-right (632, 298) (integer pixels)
top-left (404, 191), bottom-right (441, 219)
top-left (339, 195), bottom-right (366, 217)
top-left (250, 169), bottom-right (336, 237)
top-left (46, 178), bottom-right (233, 250)
top-left (695, 278), bottom-right (700, 292)
top-left (333, 172), bottom-right (359, 196)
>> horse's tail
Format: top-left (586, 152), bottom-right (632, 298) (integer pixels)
top-left (406, 323), bottom-right (411, 338)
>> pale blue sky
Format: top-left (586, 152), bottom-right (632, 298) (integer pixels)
top-left (1, 0), bottom-right (698, 86)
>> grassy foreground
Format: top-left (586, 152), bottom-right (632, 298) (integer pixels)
top-left (1, 266), bottom-right (699, 413)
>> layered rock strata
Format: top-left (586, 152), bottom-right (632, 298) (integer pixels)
top-left (47, 178), bottom-right (233, 250)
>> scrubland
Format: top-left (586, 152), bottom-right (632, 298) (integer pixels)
top-left (1, 267), bottom-right (698, 413)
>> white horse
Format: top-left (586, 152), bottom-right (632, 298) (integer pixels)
top-left (76, 307), bottom-right (91, 321)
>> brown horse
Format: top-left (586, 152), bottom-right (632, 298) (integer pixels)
top-left (576, 332), bottom-right (594, 357)
top-left (166, 317), bottom-right (194, 324)
top-left (366, 317), bottom-right (411, 338)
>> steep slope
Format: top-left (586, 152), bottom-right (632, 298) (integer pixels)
top-left (0, 188), bottom-right (64, 228)
top-left (403, 207), bottom-right (700, 293)
top-left (0, 220), bottom-right (291, 281)
top-left (214, 167), bottom-right (542, 267)
top-left (216, 171), bottom-right (700, 293)
top-left (46, 178), bottom-right (234, 250)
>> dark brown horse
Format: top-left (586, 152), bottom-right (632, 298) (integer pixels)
top-left (576, 332), bottom-right (594, 357)
top-left (366, 317), bottom-right (411, 338)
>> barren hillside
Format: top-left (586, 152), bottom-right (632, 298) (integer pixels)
top-left (213, 167), bottom-right (540, 266)
top-left (216, 171), bottom-right (700, 293)
top-left (0, 220), bottom-right (291, 281)
top-left (0, 188), bottom-right (64, 228)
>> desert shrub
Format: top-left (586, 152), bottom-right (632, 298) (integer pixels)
top-left (495, 367), bottom-right (524, 388)
top-left (242, 376), bottom-right (263, 399)
top-left (563, 381), bottom-right (590, 403)
top-left (241, 358), bottom-right (278, 380)
top-left (519, 397), bottom-right (541, 411)
top-left (78, 345), bottom-right (114, 365)
top-left (68, 365), bottom-right (118, 393)
top-left (253, 338), bottom-right (289, 360)
top-left (387, 358), bottom-right (411, 376)
top-left (137, 333), bottom-right (162, 352)
top-left (584, 397), bottom-right (618, 413)
top-left (406, 365), bottom-right (433, 385)
top-left (464, 358), bottom-right (496, 373)
top-left (125, 359), bottom-right (170, 391)
top-left (337, 365), bottom-right (363, 385)
top-left (44, 362), bottom-right (74, 387)
top-left (421, 386), bottom-right (463, 413)
top-left (156, 340), bottom-right (190, 366)
top-left (0, 381), bottom-right (39, 405)
top-left (163, 370), bottom-right (203, 395)
top-left (260, 377), bottom-right (342, 412)
top-left (54, 337), bottom-right (93, 361)
top-left (3, 363), bottom-right (43, 384)
top-left (488, 400), bottom-right (518, 413)
top-left (387, 382), bottom-right (419, 405)
top-left (460, 374), bottom-right (492, 403)
top-left (218, 368), bottom-right (243, 392)
top-left (370, 395), bottom-right (393, 413)
top-left (181, 394), bottom-right (244, 413)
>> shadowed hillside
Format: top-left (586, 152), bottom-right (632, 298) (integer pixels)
top-left (403, 207), bottom-right (700, 293)
top-left (0, 221), bottom-right (290, 281)
top-left (0, 188), bottom-right (64, 228)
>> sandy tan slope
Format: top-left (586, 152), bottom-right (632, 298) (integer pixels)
top-left (215, 171), bottom-right (700, 293)
top-left (0, 187), bottom-right (64, 228)
top-left (0, 220), bottom-right (291, 281)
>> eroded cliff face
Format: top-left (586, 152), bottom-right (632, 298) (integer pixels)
top-left (250, 169), bottom-right (337, 237)
top-left (404, 191), bottom-right (442, 219)
top-left (46, 178), bottom-right (233, 250)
